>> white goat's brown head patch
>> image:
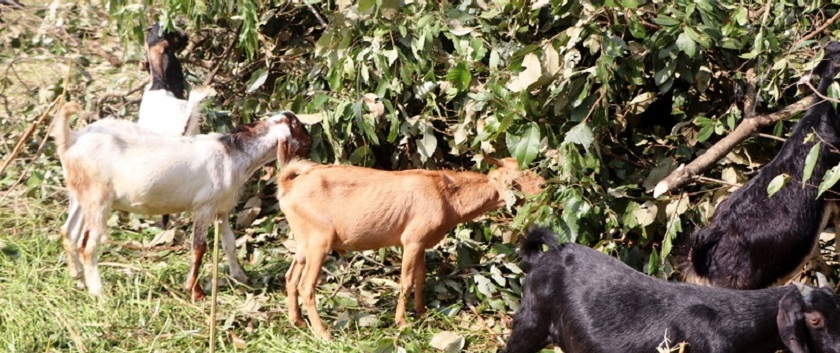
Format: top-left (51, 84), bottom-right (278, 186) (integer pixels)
top-left (268, 111), bottom-right (311, 167)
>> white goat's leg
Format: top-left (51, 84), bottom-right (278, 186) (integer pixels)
top-left (396, 244), bottom-right (425, 328)
top-left (299, 241), bottom-right (331, 340)
top-left (185, 210), bottom-right (211, 300)
top-left (285, 250), bottom-right (307, 328)
top-left (79, 203), bottom-right (109, 297)
top-left (217, 214), bottom-right (248, 284)
top-left (61, 196), bottom-right (85, 285)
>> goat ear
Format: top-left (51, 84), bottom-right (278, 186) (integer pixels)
top-left (777, 288), bottom-right (811, 353)
top-left (484, 154), bottom-right (503, 167)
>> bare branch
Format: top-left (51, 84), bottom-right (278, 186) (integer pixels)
top-left (653, 96), bottom-right (813, 197)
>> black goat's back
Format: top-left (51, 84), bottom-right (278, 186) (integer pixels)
top-left (509, 239), bottom-right (792, 353)
top-left (686, 42), bottom-right (840, 289)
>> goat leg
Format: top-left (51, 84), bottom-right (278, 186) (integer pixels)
top-left (79, 201), bottom-right (108, 298)
top-left (185, 213), bottom-right (210, 300)
top-left (61, 196), bottom-right (85, 287)
top-left (285, 251), bottom-right (306, 328)
top-left (412, 248), bottom-right (428, 317)
top-left (299, 242), bottom-right (331, 340)
top-left (218, 215), bottom-right (248, 284)
top-left (396, 244), bottom-right (425, 328)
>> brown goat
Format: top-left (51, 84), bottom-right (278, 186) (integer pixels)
top-left (276, 157), bottom-right (544, 340)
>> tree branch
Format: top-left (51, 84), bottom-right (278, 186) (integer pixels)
top-left (794, 11), bottom-right (840, 49)
top-left (202, 26), bottom-right (240, 87)
top-left (652, 96), bottom-right (813, 197)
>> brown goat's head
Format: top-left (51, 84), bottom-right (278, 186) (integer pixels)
top-left (486, 156), bottom-right (545, 207)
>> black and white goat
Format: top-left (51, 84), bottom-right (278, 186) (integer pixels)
top-left (502, 228), bottom-right (840, 353)
top-left (138, 23), bottom-right (213, 137)
top-left (52, 103), bottom-right (311, 299)
top-left (686, 42), bottom-right (840, 289)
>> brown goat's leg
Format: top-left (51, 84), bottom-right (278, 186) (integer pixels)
top-left (217, 215), bottom-right (248, 284)
top-left (395, 244), bottom-right (424, 328)
top-left (285, 251), bottom-right (306, 328)
top-left (185, 214), bottom-right (210, 300)
top-left (299, 245), bottom-right (331, 340)
top-left (412, 249), bottom-right (427, 317)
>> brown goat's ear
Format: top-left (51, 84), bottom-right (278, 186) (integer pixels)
top-left (777, 288), bottom-right (812, 353)
top-left (484, 155), bottom-right (503, 167)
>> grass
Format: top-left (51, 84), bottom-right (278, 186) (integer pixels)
top-left (0, 196), bottom-right (513, 353)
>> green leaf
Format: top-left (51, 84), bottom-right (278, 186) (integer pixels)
top-left (245, 68), bottom-right (269, 93)
top-left (829, 82), bottom-right (840, 109)
top-left (358, 0), bottom-right (376, 13)
top-left (446, 62), bottom-right (472, 92)
top-left (676, 32), bottom-right (697, 58)
top-left (767, 174), bottom-right (790, 197)
top-left (802, 142), bottom-right (821, 187)
top-left (697, 125), bottom-right (714, 142)
top-left (652, 16), bottom-right (680, 27)
top-left (818, 165), bottom-right (840, 197)
top-left (416, 124), bottom-right (438, 162)
top-left (505, 122), bottom-right (541, 167)
top-left (563, 122), bottom-right (594, 150)
top-left (684, 26), bottom-right (711, 48)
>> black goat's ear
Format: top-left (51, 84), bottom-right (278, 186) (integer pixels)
top-left (777, 288), bottom-right (811, 353)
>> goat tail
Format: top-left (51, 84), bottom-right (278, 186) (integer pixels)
top-left (683, 227), bottom-right (719, 285)
top-left (519, 227), bottom-right (561, 271)
top-left (51, 102), bottom-right (82, 156)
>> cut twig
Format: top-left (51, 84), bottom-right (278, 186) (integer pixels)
top-left (209, 219), bottom-right (221, 353)
top-left (467, 304), bottom-right (505, 346)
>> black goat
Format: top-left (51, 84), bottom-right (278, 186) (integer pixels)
top-left (143, 22), bottom-right (188, 99)
top-left (501, 228), bottom-right (840, 353)
top-left (686, 42), bottom-right (840, 289)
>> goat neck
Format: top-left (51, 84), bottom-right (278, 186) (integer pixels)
top-left (220, 112), bottom-right (308, 179)
top-left (438, 171), bottom-right (506, 223)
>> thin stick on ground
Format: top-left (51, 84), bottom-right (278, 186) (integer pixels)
top-left (209, 219), bottom-right (221, 353)
top-left (468, 304), bottom-right (506, 346)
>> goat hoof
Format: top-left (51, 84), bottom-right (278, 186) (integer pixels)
top-left (291, 318), bottom-right (306, 328)
top-left (191, 288), bottom-right (206, 301)
top-left (315, 330), bottom-right (333, 341)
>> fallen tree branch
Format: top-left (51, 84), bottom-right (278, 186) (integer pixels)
top-left (653, 96), bottom-right (813, 197)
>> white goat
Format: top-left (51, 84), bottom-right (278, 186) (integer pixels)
top-left (52, 102), bottom-right (311, 299)
top-left (276, 157), bottom-right (545, 340)
top-left (138, 23), bottom-right (213, 137)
